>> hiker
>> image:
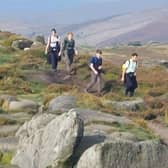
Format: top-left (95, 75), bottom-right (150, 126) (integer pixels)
top-left (62, 32), bottom-right (78, 76)
top-left (85, 49), bottom-right (103, 94)
top-left (45, 28), bottom-right (61, 72)
top-left (121, 53), bottom-right (138, 97)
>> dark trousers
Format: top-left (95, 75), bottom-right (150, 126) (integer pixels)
top-left (125, 73), bottom-right (138, 96)
top-left (87, 71), bottom-right (101, 93)
top-left (48, 51), bottom-right (58, 70)
top-left (64, 51), bottom-right (75, 74)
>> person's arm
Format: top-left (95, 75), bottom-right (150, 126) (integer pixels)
top-left (121, 61), bottom-right (129, 82)
top-left (121, 67), bottom-right (126, 82)
top-left (58, 37), bottom-right (62, 56)
top-left (90, 63), bottom-right (98, 75)
top-left (45, 37), bottom-right (50, 55)
top-left (73, 40), bottom-right (78, 56)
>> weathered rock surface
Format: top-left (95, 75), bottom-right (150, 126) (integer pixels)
top-left (0, 136), bottom-right (18, 151)
top-left (77, 140), bottom-right (168, 168)
top-left (12, 39), bottom-right (33, 50)
top-left (104, 98), bottom-right (145, 111)
top-left (48, 95), bottom-right (76, 114)
top-left (8, 99), bottom-right (39, 112)
top-left (12, 110), bottom-right (84, 168)
top-left (76, 108), bottom-right (132, 125)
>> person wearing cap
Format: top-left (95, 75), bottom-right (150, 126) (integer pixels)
top-left (85, 49), bottom-right (103, 94)
top-left (45, 28), bottom-right (61, 72)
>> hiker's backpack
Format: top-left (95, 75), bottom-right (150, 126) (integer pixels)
top-left (121, 60), bottom-right (137, 73)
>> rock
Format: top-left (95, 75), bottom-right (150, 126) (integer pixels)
top-left (12, 39), bottom-right (33, 50)
top-left (48, 95), bottom-right (76, 114)
top-left (76, 108), bottom-right (132, 125)
top-left (0, 136), bottom-right (18, 152)
top-left (0, 125), bottom-right (20, 137)
top-left (77, 140), bottom-right (168, 168)
top-left (107, 132), bottom-right (138, 142)
top-left (0, 112), bottom-right (33, 125)
top-left (160, 60), bottom-right (168, 68)
top-left (0, 95), bottom-right (17, 109)
top-left (8, 99), bottom-right (39, 113)
top-left (24, 47), bottom-right (30, 51)
top-left (12, 110), bottom-right (84, 168)
top-left (104, 98), bottom-right (145, 111)
top-left (34, 35), bottom-right (45, 45)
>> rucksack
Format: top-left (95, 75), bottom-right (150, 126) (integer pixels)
top-left (121, 60), bottom-right (137, 73)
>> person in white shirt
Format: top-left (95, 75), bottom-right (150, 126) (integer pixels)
top-left (121, 53), bottom-right (138, 97)
top-left (45, 28), bottom-right (61, 72)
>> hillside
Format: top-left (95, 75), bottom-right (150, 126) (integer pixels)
top-left (0, 31), bottom-right (167, 167)
top-left (70, 8), bottom-right (168, 47)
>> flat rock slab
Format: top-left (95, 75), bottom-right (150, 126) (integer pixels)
top-left (0, 125), bottom-right (20, 137)
top-left (8, 99), bottom-right (39, 112)
top-left (74, 108), bottom-right (132, 125)
top-left (0, 136), bottom-right (18, 151)
top-left (48, 95), bottom-right (76, 114)
top-left (104, 98), bottom-right (145, 111)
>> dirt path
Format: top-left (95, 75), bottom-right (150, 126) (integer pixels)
top-left (148, 120), bottom-right (168, 144)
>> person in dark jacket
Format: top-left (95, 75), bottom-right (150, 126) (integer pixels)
top-left (85, 49), bottom-right (103, 94)
top-left (45, 28), bottom-right (61, 72)
top-left (62, 32), bottom-right (78, 76)
top-left (121, 53), bottom-right (138, 97)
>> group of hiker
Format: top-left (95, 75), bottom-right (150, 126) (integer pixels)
top-left (45, 28), bottom-right (138, 97)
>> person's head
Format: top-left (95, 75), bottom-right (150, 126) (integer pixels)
top-left (67, 32), bottom-right (73, 40)
top-left (131, 53), bottom-right (138, 61)
top-left (96, 49), bottom-right (102, 57)
top-left (51, 28), bottom-right (57, 36)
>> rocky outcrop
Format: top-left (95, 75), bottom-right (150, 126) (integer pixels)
top-left (48, 95), bottom-right (76, 114)
top-left (104, 98), bottom-right (145, 111)
top-left (12, 110), bottom-right (84, 168)
top-left (34, 35), bottom-right (45, 45)
top-left (77, 140), bottom-right (168, 168)
top-left (12, 39), bottom-right (33, 50)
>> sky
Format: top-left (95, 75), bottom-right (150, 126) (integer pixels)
top-left (0, 0), bottom-right (168, 24)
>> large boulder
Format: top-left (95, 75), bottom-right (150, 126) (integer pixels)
top-left (48, 95), bottom-right (76, 114)
top-left (12, 39), bottom-right (33, 50)
top-left (8, 99), bottom-right (39, 113)
top-left (12, 110), bottom-right (84, 168)
top-left (77, 140), bottom-right (168, 168)
top-left (104, 98), bottom-right (145, 112)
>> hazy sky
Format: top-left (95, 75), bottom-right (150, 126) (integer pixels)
top-left (0, 0), bottom-right (168, 24)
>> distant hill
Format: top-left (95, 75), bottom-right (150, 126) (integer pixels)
top-left (69, 8), bottom-right (168, 47)
top-left (1, 7), bottom-right (168, 46)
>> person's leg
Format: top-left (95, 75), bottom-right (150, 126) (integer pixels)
top-left (86, 71), bottom-right (97, 92)
top-left (51, 52), bottom-right (58, 71)
top-left (65, 53), bottom-right (71, 75)
top-left (97, 74), bottom-right (102, 94)
top-left (69, 54), bottom-right (75, 74)
top-left (125, 74), bottom-right (131, 96)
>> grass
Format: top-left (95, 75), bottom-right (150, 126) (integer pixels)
top-left (0, 31), bottom-right (167, 141)
top-left (85, 120), bottom-right (156, 141)
top-left (0, 151), bottom-right (13, 166)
